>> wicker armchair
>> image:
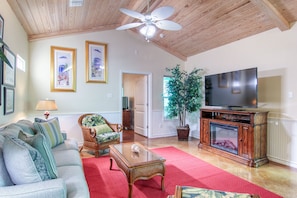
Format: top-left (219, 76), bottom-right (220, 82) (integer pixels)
top-left (78, 113), bottom-right (122, 157)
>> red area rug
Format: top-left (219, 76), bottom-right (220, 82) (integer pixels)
top-left (82, 146), bottom-right (282, 198)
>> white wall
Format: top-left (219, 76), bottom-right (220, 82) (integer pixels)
top-left (29, 31), bottom-right (183, 114)
top-left (0, 1), bottom-right (29, 126)
top-left (28, 30), bottom-right (184, 140)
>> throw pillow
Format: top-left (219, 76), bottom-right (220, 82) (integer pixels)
top-left (34, 117), bottom-right (54, 123)
top-left (3, 135), bottom-right (51, 185)
top-left (0, 134), bottom-right (13, 187)
top-left (15, 120), bottom-right (36, 135)
top-left (33, 117), bottom-right (64, 148)
top-left (93, 124), bottom-right (113, 134)
top-left (19, 131), bottom-right (58, 179)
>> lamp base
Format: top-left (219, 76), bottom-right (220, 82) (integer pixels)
top-left (44, 111), bottom-right (50, 119)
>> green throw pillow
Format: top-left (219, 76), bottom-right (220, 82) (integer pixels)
top-left (19, 131), bottom-right (58, 179)
top-left (93, 124), bottom-right (113, 134)
top-left (3, 135), bottom-right (51, 185)
top-left (34, 117), bottom-right (64, 148)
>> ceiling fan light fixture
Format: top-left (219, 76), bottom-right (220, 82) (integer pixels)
top-left (140, 25), bottom-right (156, 39)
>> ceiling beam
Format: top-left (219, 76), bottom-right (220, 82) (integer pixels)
top-left (28, 24), bottom-right (119, 41)
top-left (250, 0), bottom-right (290, 31)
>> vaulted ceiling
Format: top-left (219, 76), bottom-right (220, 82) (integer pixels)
top-left (7, 0), bottom-right (297, 61)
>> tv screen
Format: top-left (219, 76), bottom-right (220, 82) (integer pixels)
top-left (122, 96), bottom-right (129, 110)
top-left (205, 67), bottom-right (258, 108)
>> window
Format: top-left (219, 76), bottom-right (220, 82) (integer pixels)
top-left (16, 54), bottom-right (26, 72)
top-left (163, 76), bottom-right (172, 120)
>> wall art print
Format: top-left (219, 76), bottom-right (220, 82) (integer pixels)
top-left (4, 86), bottom-right (14, 115)
top-left (0, 14), bottom-right (4, 40)
top-left (2, 46), bottom-right (16, 87)
top-left (50, 46), bottom-right (76, 92)
top-left (85, 41), bottom-right (107, 83)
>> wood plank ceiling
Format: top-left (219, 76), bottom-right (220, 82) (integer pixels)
top-left (7, 0), bottom-right (297, 61)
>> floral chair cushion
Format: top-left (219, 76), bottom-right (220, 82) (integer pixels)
top-left (82, 115), bottom-right (106, 127)
top-left (96, 132), bottom-right (120, 144)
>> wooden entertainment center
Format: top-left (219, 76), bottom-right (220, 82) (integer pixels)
top-left (199, 108), bottom-right (269, 167)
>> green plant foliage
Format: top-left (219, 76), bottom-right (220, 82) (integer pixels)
top-left (166, 64), bottom-right (203, 127)
top-left (0, 38), bottom-right (12, 67)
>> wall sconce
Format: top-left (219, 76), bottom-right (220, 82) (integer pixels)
top-left (35, 99), bottom-right (58, 119)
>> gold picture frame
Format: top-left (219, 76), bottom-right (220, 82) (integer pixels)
top-left (85, 41), bottom-right (107, 83)
top-left (50, 46), bottom-right (76, 92)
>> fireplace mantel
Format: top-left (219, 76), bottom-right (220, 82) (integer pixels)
top-left (199, 108), bottom-right (269, 167)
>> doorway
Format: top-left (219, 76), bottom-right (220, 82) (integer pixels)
top-left (122, 72), bottom-right (151, 137)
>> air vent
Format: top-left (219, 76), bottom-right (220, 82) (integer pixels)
top-left (69, 0), bottom-right (84, 7)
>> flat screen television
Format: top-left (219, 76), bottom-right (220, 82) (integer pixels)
top-left (205, 67), bottom-right (258, 109)
top-left (122, 96), bottom-right (129, 110)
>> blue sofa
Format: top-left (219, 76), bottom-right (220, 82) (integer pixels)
top-left (0, 118), bottom-right (90, 198)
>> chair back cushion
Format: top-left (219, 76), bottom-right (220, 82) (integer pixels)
top-left (81, 114), bottom-right (106, 127)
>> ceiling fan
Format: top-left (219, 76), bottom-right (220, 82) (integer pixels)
top-left (116, 2), bottom-right (182, 41)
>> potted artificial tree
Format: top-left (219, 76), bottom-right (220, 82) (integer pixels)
top-left (166, 64), bottom-right (203, 140)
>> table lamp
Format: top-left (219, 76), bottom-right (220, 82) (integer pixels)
top-left (35, 99), bottom-right (58, 119)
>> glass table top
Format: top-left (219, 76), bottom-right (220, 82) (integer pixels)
top-left (111, 142), bottom-right (165, 166)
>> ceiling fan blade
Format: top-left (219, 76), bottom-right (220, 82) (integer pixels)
top-left (155, 20), bottom-right (182, 31)
top-left (151, 6), bottom-right (174, 21)
top-left (116, 22), bottom-right (143, 30)
top-left (119, 8), bottom-right (145, 21)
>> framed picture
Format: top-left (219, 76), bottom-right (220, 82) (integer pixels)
top-left (4, 87), bottom-right (14, 115)
top-left (0, 14), bottom-right (3, 40)
top-left (50, 46), bottom-right (76, 92)
top-left (85, 41), bottom-right (107, 83)
top-left (218, 73), bottom-right (228, 88)
top-left (2, 46), bottom-right (16, 87)
top-left (232, 71), bottom-right (241, 94)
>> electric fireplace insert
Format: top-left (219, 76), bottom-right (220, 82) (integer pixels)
top-left (210, 123), bottom-right (238, 155)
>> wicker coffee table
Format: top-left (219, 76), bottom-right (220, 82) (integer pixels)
top-left (109, 142), bottom-right (166, 198)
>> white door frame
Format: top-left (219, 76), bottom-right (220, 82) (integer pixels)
top-left (120, 70), bottom-right (152, 138)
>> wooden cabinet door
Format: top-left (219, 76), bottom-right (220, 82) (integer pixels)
top-left (200, 119), bottom-right (210, 145)
top-left (238, 124), bottom-right (253, 159)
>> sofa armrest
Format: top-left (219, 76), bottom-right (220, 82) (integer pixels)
top-left (0, 178), bottom-right (66, 198)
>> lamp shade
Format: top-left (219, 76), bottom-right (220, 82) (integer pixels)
top-left (35, 99), bottom-right (58, 111)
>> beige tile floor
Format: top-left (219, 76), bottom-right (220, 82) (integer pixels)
top-left (80, 130), bottom-right (297, 198)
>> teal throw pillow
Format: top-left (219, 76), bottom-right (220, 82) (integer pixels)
top-left (19, 131), bottom-right (58, 179)
top-left (34, 117), bottom-right (64, 148)
top-left (15, 120), bottom-right (36, 135)
top-left (3, 135), bottom-right (51, 185)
